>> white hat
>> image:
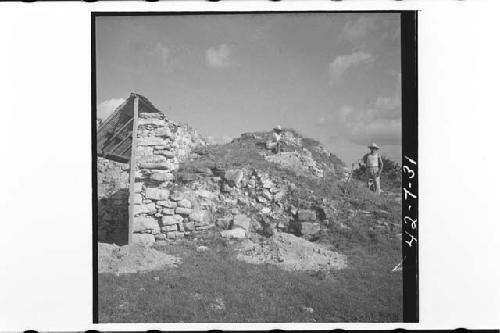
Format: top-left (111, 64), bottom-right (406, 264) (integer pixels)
top-left (273, 125), bottom-right (283, 131)
top-left (368, 143), bottom-right (380, 149)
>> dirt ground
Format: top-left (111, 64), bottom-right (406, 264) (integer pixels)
top-left (98, 242), bottom-right (181, 274)
top-left (236, 232), bottom-right (347, 271)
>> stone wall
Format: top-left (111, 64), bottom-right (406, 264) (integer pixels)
top-left (131, 111), bottom-right (208, 246)
top-left (97, 157), bottom-right (130, 245)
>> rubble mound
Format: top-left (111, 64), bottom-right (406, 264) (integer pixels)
top-left (265, 150), bottom-right (324, 178)
top-left (98, 242), bottom-right (181, 274)
top-left (236, 232), bottom-right (347, 271)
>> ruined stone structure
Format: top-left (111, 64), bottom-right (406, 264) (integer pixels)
top-left (97, 93), bottom-right (207, 245)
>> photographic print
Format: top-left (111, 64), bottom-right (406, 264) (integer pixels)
top-left (93, 11), bottom-right (417, 323)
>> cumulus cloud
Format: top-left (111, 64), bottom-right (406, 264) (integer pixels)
top-left (349, 118), bottom-right (401, 146)
top-left (341, 15), bottom-right (378, 45)
top-left (318, 103), bottom-right (401, 147)
top-left (205, 44), bottom-right (234, 68)
top-left (328, 52), bottom-right (373, 83)
top-left (148, 42), bottom-right (175, 70)
top-left (97, 98), bottom-right (125, 121)
top-left (375, 96), bottom-right (400, 110)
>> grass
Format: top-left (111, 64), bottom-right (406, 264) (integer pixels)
top-left (99, 223), bottom-right (402, 323)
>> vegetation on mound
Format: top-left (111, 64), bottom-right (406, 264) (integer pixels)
top-left (97, 129), bottom-right (403, 323)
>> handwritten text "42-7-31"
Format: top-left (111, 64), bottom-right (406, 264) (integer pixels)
top-left (403, 155), bottom-right (417, 248)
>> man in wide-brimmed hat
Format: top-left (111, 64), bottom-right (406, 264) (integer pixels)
top-left (361, 143), bottom-right (384, 195)
top-left (273, 125), bottom-right (283, 154)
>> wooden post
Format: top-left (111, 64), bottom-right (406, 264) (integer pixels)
top-left (127, 96), bottom-right (139, 245)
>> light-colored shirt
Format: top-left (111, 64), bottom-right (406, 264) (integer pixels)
top-left (363, 152), bottom-right (383, 168)
top-left (273, 132), bottom-right (281, 142)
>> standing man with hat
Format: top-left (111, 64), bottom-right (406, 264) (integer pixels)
top-left (361, 143), bottom-right (384, 195)
top-left (273, 125), bottom-right (283, 154)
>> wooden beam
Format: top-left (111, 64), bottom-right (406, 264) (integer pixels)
top-left (105, 131), bottom-right (132, 155)
top-left (127, 96), bottom-right (139, 245)
top-left (100, 117), bottom-right (134, 153)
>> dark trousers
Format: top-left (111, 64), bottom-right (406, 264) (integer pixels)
top-left (275, 141), bottom-right (281, 154)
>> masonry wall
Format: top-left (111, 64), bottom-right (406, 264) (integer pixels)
top-left (131, 111), bottom-right (209, 246)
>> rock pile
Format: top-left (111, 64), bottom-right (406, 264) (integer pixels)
top-left (176, 164), bottom-right (338, 240)
top-left (265, 150), bottom-right (324, 178)
top-left (236, 232), bottom-right (347, 271)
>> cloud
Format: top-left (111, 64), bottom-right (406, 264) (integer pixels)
top-left (205, 44), bottom-right (234, 68)
top-left (328, 52), bottom-right (373, 82)
top-left (341, 15), bottom-right (378, 45)
top-left (97, 98), bottom-right (125, 121)
top-left (148, 42), bottom-right (174, 69)
top-left (375, 96), bottom-right (400, 110)
top-left (341, 14), bottom-right (400, 46)
top-left (349, 118), bottom-right (401, 146)
top-left (318, 103), bottom-right (401, 147)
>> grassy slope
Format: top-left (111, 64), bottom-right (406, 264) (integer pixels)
top-left (99, 130), bottom-right (402, 323)
top-left (99, 233), bottom-right (401, 323)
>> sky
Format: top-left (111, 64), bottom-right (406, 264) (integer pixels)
top-left (96, 13), bottom-right (402, 165)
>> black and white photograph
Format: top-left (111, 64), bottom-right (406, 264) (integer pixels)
top-left (2, 0), bottom-right (500, 331)
top-left (94, 11), bottom-right (417, 323)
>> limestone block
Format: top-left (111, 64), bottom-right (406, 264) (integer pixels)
top-left (138, 162), bottom-right (172, 170)
top-left (133, 217), bottom-right (160, 233)
top-left (154, 150), bottom-right (175, 159)
top-left (166, 231), bottom-right (177, 239)
top-left (136, 146), bottom-right (154, 157)
top-left (162, 208), bottom-right (175, 215)
top-left (138, 118), bottom-right (166, 127)
top-left (134, 194), bottom-right (142, 204)
top-left (157, 200), bottom-right (177, 208)
top-left (161, 225), bottom-right (178, 232)
top-left (297, 209), bottom-right (317, 221)
top-left (178, 199), bottom-right (192, 209)
top-left (145, 188), bottom-right (170, 201)
top-left (161, 215), bottom-right (183, 226)
top-left (196, 225), bottom-right (213, 231)
top-left (155, 233), bottom-right (167, 241)
top-left (224, 169), bottom-right (244, 187)
top-left (189, 210), bottom-right (210, 224)
top-left (155, 127), bottom-right (173, 138)
top-left (151, 172), bottom-right (174, 182)
top-left (220, 228), bottom-right (246, 239)
top-left (176, 207), bottom-right (192, 215)
top-left (137, 137), bottom-right (165, 146)
top-left (134, 203), bottom-right (156, 215)
top-left (299, 222), bottom-right (321, 236)
top-left (134, 182), bottom-right (143, 193)
top-left (216, 217), bottom-right (232, 229)
top-left (170, 192), bottom-right (185, 201)
top-left (139, 112), bottom-right (163, 119)
top-left (261, 179), bottom-right (273, 189)
top-left (137, 155), bottom-right (167, 165)
top-left (262, 189), bottom-right (273, 201)
top-left (232, 214), bottom-right (251, 231)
